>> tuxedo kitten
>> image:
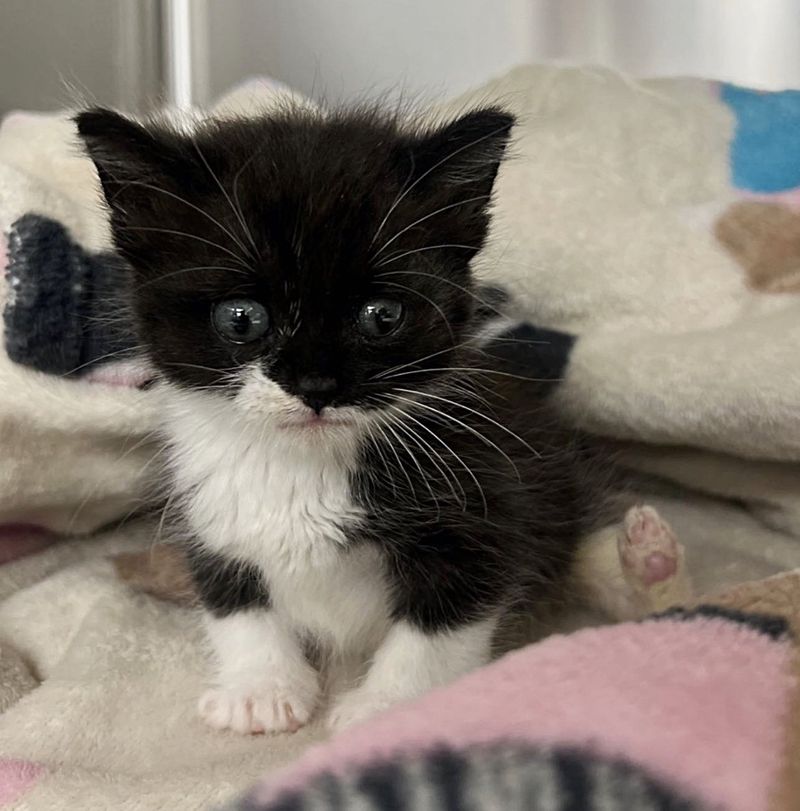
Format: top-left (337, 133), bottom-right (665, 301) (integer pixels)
top-left (77, 104), bottom-right (689, 734)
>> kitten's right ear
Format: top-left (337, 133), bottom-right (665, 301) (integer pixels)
top-left (75, 108), bottom-right (192, 211)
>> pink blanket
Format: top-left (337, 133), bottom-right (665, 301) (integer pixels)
top-left (228, 596), bottom-right (798, 811)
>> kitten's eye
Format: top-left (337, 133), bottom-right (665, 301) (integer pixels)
top-left (212, 299), bottom-right (270, 344)
top-left (357, 298), bottom-right (405, 338)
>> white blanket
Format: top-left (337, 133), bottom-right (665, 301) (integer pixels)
top-left (1, 66), bottom-right (799, 809)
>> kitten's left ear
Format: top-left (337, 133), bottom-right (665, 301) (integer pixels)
top-left (410, 107), bottom-right (515, 199)
top-left (75, 108), bottom-right (197, 215)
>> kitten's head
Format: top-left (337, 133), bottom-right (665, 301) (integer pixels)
top-left (76, 104), bottom-right (513, 432)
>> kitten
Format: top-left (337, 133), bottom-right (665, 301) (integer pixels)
top-left (76, 103), bottom-right (689, 734)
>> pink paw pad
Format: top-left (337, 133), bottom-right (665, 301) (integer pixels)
top-left (619, 506), bottom-right (683, 588)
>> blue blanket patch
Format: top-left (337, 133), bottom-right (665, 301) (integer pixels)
top-left (721, 83), bottom-right (800, 193)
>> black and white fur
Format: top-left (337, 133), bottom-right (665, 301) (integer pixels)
top-left (76, 103), bottom-right (686, 734)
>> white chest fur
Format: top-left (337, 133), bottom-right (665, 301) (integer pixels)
top-left (163, 389), bottom-right (391, 651)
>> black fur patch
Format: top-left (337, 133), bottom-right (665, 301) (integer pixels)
top-left (484, 321), bottom-right (575, 396)
top-left (185, 546), bottom-right (270, 617)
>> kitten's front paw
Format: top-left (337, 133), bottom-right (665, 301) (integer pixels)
top-left (199, 676), bottom-right (319, 735)
top-left (327, 687), bottom-right (395, 733)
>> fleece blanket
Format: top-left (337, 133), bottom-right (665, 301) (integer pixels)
top-left (0, 66), bottom-right (799, 809)
top-left (455, 67), bottom-right (800, 531)
top-left (230, 571), bottom-right (800, 811)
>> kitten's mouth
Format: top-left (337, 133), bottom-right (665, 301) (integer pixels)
top-left (279, 413), bottom-right (353, 430)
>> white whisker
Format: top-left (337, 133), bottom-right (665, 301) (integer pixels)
top-left (116, 226), bottom-right (250, 268)
top-left (395, 387), bottom-right (539, 459)
top-left (372, 195), bottom-right (489, 260)
top-left (191, 139), bottom-right (260, 257)
top-left (371, 412), bottom-right (422, 507)
top-left (378, 401), bottom-right (468, 510)
top-left (376, 244), bottom-right (478, 268)
top-left (379, 280), bottom-right (455, 343)
top-left (375, 269), bottom-right (506, 317)
top-left (370, 123), bottom-right (512, 247)
top-left (118, 180), bottom-right (253, 262)
top-left (134, 265), bottom-right (248, 290)
top-left (390, 393), bottom-right (522, 479)
top-left (379, 417), bottom-right (441, 520)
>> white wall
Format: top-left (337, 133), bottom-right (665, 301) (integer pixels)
top-left (204, 0), bottom-right (540, 105)
top-left (1, 0), bottom-right (798, 116)
top-left (545, 0), bottom-right (800, 91)
top-left (201, 0), bottom-right (800, 106)
top-left (0, 0), bottom-right (161, 114)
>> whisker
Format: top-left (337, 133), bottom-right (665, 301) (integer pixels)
top-left (134, 265), bottom-right (248, 290)
top-left (370, 123), bottom-right (512, 247)
top-left (363, 420), bottom-right (399, 500)
top-left (375, 269), bottom-right (506, 317)
top-left (66, 431), bottom-right (165, 533)
top-left (390, 393), bottom-right (522, 479)
top-left (163, 361), bottom-right (241, 376)
top-left (62, 345), bottom-right (147, 376)
top-left (395, 387), bottom-right (539, 459)
top-left (378, 401), bottom-right (468, 510)
top-left (371, 337), bottom-right (477, 381)
top-left (371, 412), bottom-right (421, 507)
top-left (385, 414), bottom-right (451, 516)
top-left (375, 244), bottom-right (478, 268)
top-left (369, 155), bottom-right (417, 250)
top-left (378, 417), bottom-right (441, 520)
top-left (375, 395), bottom-right (488, 518)
top-left (382, 367), bottom-right (554, 384)
top-left (116, 179), bottom-right (253, 262)
top-left (379, 280), bottom-right (455, 343)
top-left (191, 138), bottom-right (260, 257)
top-left (372, 195), bottom-right (490, 260)
top-left (116, 226), bottom-right (250, 268)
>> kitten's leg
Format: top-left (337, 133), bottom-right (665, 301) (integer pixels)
top-left (188, 547), bottom-right (320, 734)
top-left (577, 505), bottom-right (692, 621)
top-left (328, 618), bottom-right (495, 732)
top-left (199, 610), bottom-right (320, 734)
top-left (328, 536), bottom-right (498, 732)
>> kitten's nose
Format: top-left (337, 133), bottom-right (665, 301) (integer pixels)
top-left (297, 375), bottom-right (337, 415)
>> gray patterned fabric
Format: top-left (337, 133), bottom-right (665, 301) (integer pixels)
top-left (233, 745), bottom-right (706, 811)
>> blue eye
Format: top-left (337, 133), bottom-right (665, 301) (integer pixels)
top-left (358, 298), bottom-right (404, 337)
top-left (212, 299), bottom-right (270, 344)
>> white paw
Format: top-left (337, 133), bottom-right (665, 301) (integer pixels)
top-left (199, 676), bottom-right (319, 735)
top-left (327, 687), bottom-right (395, 733)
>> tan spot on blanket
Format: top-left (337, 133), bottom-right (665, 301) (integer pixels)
top-left (715, 201), bottom-right (800, 292)
top-left (700, 570), bottom-right (800, 811)
top-left (112, 544), bottom-right (198, 606)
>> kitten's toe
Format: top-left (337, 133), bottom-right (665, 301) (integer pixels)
top-left (327, 688), bottom-right (394, 733)
top-left (199, 680), bottom-right (318, 735)
top-left (618, 505), bottom-right (691, 610)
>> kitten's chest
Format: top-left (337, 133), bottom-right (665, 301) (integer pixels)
top-left (167, 408), bottom-right (364, 571)
top-left (169, 413), bottom-right (390, 646)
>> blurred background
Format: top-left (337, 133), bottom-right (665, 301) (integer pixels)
top-left (1, 0), bottom-right (799, 116)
